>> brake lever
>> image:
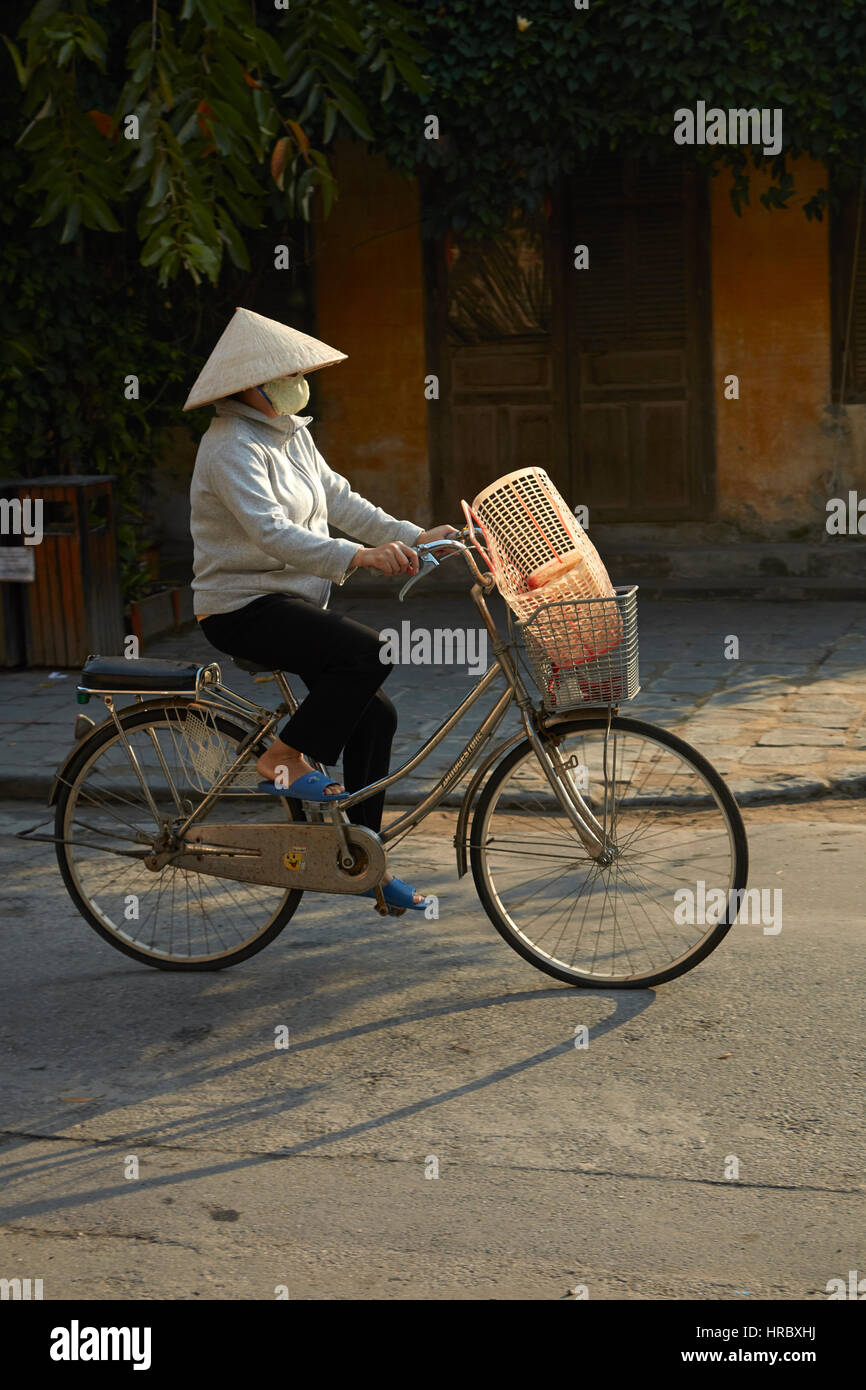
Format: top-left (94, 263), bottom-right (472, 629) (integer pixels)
top-left (399, 549), bottom-right (439, 601)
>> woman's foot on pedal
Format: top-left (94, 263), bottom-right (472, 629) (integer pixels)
top-left (373, 873), bottom-right (427, 909)
top-left (256, 741), bottom-right (344, 796)
top-left (383, 872), bottom-right (428, 906)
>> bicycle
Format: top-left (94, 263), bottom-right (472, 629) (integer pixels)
top-left (37, 533), bottom-right (747, 988)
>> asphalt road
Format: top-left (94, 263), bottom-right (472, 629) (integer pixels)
top-left (0, 798), bottom-right (863, 1301)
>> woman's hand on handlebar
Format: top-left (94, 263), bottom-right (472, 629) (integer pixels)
top-left (348, 526), bottom-right (460, 577)
top-left (415, 524), bottom-right (460, 546)
top-left (348, 541), bottom-right (419, 576)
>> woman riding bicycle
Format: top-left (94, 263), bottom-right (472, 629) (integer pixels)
top-left (185, 307), bottom-right (457, 912)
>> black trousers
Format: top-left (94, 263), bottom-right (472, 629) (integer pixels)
top-left (199, 593), bottom-right (396, 832)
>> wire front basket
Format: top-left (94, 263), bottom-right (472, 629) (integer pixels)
top-left (518, 586), bottom-right (640, 710)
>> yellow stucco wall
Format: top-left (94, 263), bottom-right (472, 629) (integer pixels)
top-left (711, 158), bottom-right (866, 530)
top-left (160, 153), bottom-right (866, 550)
top-left (312, 140), bottom-right (432, 527)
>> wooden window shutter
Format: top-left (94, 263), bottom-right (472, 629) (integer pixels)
top-left (571, 157), bottom-right (689, 347)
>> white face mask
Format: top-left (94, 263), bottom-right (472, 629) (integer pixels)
top-left (258, 373), bottom-right (310, 415)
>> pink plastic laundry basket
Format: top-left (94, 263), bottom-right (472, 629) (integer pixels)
top-left (464, 468), bottom-right (622, 667)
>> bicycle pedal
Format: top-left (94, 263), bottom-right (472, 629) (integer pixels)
top-left (373, 885), bottom-right (406, 918)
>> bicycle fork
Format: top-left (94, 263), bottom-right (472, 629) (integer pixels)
top-left (474, 587), bottom-right (614, 866)
top-left (520, 713), bottom-right (614, 864)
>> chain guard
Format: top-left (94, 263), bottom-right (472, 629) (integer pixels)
top-left (162, 822), bottom-right (386, 893)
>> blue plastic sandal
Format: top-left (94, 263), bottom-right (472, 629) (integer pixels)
top-left (365, 877), bottom-right (429, 911)
top-left (257, 771), bottom-right (347, 802)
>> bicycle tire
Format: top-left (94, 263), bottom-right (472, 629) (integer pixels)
top-left (55, 702), bottom-right (305, 971)
top-left (470, 714), bottom-right (748, 989)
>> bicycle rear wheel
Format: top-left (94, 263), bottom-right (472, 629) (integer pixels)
top-left (55, 702), bottom-right (304, 970)
top-left (470, 715), bottom-right (748, 988)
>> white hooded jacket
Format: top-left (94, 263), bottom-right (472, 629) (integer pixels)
top-left (190, 399), bottom-right (422, 615)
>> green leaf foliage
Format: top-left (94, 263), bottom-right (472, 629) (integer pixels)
top-left (359, 0), bottom-right (866, 234)
top-left (3, 0), bottom-right (431, 284)
top-left (0, 20), bottom-right (314, 601)
top-left (0, 0), bottom-right (432, 599)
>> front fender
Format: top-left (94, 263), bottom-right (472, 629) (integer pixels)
top-left (453, 729), bottom-right (526, 878)
top-left (453, 711), bottom-right (588, 877)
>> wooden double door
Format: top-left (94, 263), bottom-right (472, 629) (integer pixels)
top-left (425, 156), bottom-right (715, 521)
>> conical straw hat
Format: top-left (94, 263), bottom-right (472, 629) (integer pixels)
top-left (183, 307), bottom-right (347, 410)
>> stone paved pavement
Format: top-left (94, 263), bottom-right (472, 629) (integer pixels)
top-left (1, 593), bottom-right (865, 804)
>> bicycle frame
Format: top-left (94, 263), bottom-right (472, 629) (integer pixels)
top-left (156, 541), bottom-right (612, 864)
top-left (40, 542), bottom-right (608, 878)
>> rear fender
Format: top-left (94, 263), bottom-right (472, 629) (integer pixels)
top-left (47, 697), bottom-right (214, 806)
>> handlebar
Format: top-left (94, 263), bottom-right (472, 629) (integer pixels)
top-left (398, 530), bottom-right (496, 601)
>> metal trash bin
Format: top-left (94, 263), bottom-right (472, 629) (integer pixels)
top-left (0, 475), bottom-right (125, 667)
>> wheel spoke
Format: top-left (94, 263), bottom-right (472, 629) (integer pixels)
top-left (473, 718), bottom-right (745, 986)
top-left (58, 708), bottom-right (300, 967)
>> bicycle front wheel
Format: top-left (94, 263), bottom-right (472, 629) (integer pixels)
top-left (470, 716), bottom-right (748, 988)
